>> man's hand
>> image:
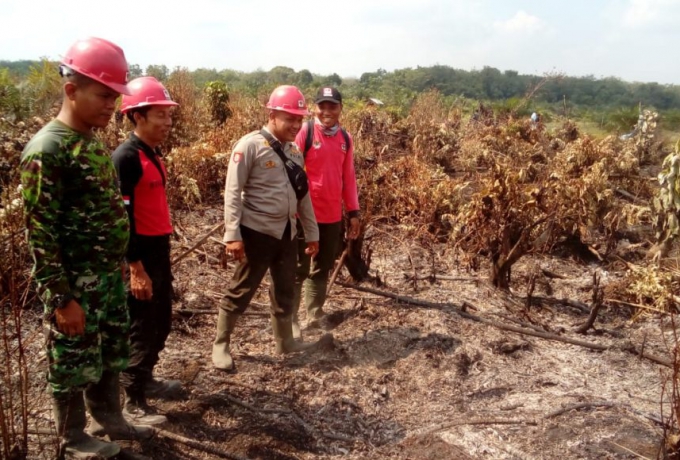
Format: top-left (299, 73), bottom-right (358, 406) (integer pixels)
top-left (305, 241), bottom-right (319, 258)
top-left (130, 261), bottom-right (153, 300)
top-left (226, 241), bottom-right (246, 262)
top-left (348, 217), bottom-right (361, 240)
top-left (55, 300), bottom-right (86, 337)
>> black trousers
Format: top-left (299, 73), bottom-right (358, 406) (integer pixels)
top-left (120, 235), bottom-right (173, 396)
top-left (222, 223), bottom-right (295, 318)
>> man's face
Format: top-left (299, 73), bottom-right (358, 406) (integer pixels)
top-left (270, 110), bottom-right (303, 142)
top-left (67, 79), bottom-right (120, 129)
top-left (314, 101), bottom-right (342, 128)
top-left (135, 105), bottom-right (174, 145)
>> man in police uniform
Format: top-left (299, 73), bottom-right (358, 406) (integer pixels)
top-left (213, 85), bottom-right (320, 371)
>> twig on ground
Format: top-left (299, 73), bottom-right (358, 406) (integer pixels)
top-left (338, 283), bottom-right (673, 368)
top-left (575, 272), bottom-right (603, 334)
top-left (328, 241), bottom-right (351, 296)
top-left (545, 402), bottom-right (665, 426)
top-left (404, 274), bottom-right (481, 282)
top-left (608, 441), bottom-right (652, 460)
top-left (220, 380), bottom-right (293, 400)
top-left (527, 296), bottom-right (590, 314)
top-left (606, 298), bottom-right (671, 315)
top-left (545, 402), bottom-right (619, 418)
top-left (321, 431), bottom-right (357, 442)
top-left (409, 418), bottom-right (538, 438)
top-left (615, 188), bottom-right (648, 205)
top-left (222, 393), bottom-right (291, 415)
top-left (171, 222), bottom-right (224, 266)
top-left (541, 269), bottom-right (566, 279)
top-left (154, 429), bottom-right (252, 460)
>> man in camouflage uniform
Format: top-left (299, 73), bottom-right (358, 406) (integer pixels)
top-left (20, 37), bottom-right (152, 459)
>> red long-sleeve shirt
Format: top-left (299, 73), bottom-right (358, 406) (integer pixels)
top-left (112, 133), bottom-right (172, 262)
top-left (295, 122), bottom-right (360, 224)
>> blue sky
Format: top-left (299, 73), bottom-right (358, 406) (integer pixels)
top-left (0, 0), bottom-right (678, 84)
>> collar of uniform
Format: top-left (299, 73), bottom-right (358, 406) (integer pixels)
top-left (129, 132), bottom-right (162, 158)
top-left (262, 126), bottom-right (286, 145)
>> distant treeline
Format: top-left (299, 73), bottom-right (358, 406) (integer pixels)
top-left (2, 60), bottom-right (679, 113)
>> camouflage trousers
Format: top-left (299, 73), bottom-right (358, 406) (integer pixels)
top-left (44, 270), bottom-right (130, 397)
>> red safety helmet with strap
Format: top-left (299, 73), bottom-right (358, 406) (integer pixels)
top-left (60, 37), bottom-right (131, 95)
top-left (120, 76), bottom-right (179, 113)
top-left (265, 85), bottom-right (309, 116)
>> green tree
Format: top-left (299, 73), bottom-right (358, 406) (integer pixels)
top-left (268, 66), bottom-right (296, 85)
top-left (23, 58), bottom-right (61, 116)
top-left (128, 64), bottom-right (143, 79)
top-left (145, 64), bottom-right (169, 81)
top-left (0, 68), bottom-right (24, 119)
top-left (296, 69), bottom-right (313, 87)
top-left (204, 81), bottom-right (232, 125)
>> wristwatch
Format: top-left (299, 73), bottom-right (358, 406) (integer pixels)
top-left (50, 293), bottom-right (75, 310)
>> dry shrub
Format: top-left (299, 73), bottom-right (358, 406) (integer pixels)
top-left (453, 122), bottom-right (646, 288)
top-left (165, 94), bottom-right (266, 209)
top-left (343, 106), bottom-right (410, 162)
top-left (356, 156), bottom-right (460, 232)
top-left (0, 117), bottom-right (47, 457)
top-left (164, 68), bottom-right (208, 150)
top-left (407, 90), bottom-right (462, 173)
top-left (335, 90), bottom-right (657, 291)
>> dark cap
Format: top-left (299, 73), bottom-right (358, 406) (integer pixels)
top-left (315, 87), bottom-right (342, 104)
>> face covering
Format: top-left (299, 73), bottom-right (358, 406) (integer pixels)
top-left (315, 117), bottom-right (340, 137)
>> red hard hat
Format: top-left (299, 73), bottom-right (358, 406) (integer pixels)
top-left (61, 37), bottom-right (131, 95)
top-left (120, 77), bottom-right (179, 113)
top-left (265, 85), bottom-right (309, 116)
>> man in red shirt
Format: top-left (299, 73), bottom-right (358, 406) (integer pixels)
top-left (112, 76), bottom-right (181, 425)
top-left (294, 87), bottom-right (360, 335)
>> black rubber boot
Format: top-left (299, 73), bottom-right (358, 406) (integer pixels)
top-left (84, 371), bottom-right (154, 441)
top-left (53, 391), bottom-right (120, 459)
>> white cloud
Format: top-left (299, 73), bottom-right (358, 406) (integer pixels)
top-left (622, 0), bottom-right (679, 27)
top-left (493, 11), bottom-right (545, 34)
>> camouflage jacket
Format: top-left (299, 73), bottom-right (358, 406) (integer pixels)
top-left (20, 120), bottom-right (130, 312)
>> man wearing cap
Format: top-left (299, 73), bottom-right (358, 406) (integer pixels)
top-left (212, 85), bottom-right (320, 371)
top-left (20, 37), bottom-right (151, 459)
top-left (112, 76), bottom-right (182, 426)
top-left (293, 86), bottom-right (360, 335)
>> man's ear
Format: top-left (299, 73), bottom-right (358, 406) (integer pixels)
top-left (63, 81), bottom-right (78, 101)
